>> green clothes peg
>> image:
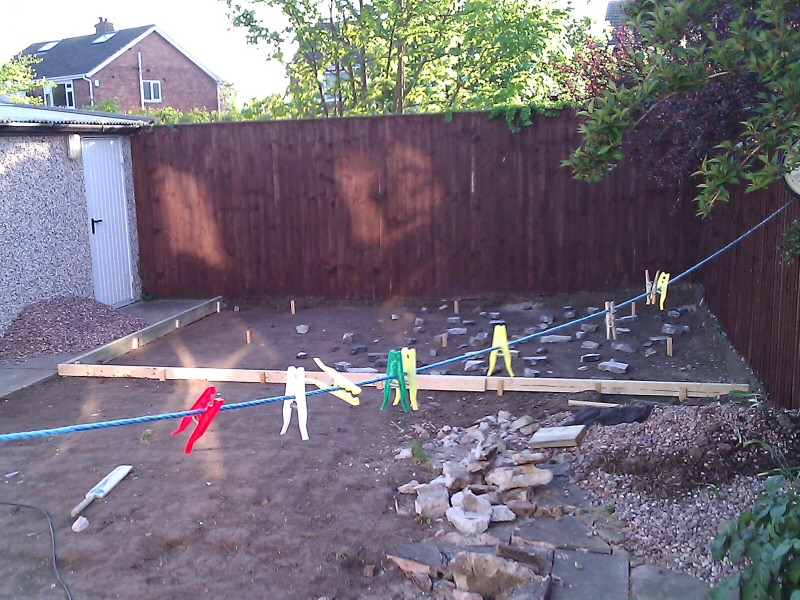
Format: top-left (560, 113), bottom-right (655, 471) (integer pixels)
top-left (382, 349), bottom-right (410, 413)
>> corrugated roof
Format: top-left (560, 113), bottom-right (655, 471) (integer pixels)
top-left (18, 25), bottom-right (154, 79)
top-left (0, 101), bottom-right (152, 130)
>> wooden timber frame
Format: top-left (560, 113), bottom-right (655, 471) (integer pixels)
top-left (60, 297), bottom-right (223, 367)
top-left (56, 294), bottom-right (750, 399)
top-left (58, 363), bottom-right (749, 399)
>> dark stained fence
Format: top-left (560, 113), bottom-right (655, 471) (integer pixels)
top-left (691, 186), bottom-right (800, 408)
top-left (131, 111), bottom-right (690, 299)
top-left (130, 111), bottom-right (799, 408)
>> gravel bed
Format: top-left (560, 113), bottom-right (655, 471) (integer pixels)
top-left (555, 402), bottom-right (800, 583)
top-left (0, 296), bottom-right (147, 360)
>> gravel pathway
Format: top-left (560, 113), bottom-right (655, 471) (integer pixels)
top-left (556, 402), bottom-right (800, 583)
top-left (0, 296), bottom-right (147, 360)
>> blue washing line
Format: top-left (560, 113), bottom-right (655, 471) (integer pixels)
top-left (0, 198), bottom-right (793, 443)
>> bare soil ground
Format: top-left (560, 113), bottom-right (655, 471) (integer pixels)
top-left (0, 289), bottom-right (759, 599)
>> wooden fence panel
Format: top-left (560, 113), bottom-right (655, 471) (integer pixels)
top-left (693, 186), bottom-right (800, 408)
top-left (130, 111), bottom-right (799, 407)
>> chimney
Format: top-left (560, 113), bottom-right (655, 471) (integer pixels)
top-left (94, 18), bottom-right (115, 34)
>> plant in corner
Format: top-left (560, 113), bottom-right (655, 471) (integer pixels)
top-left (711, 474), bottom-right (800, 599)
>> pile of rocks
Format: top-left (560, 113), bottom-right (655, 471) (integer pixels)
top-left (397, 410), bottom-right (561, 536)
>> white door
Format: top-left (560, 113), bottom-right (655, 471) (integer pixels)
top-left (82, 137), bottom-right (134, 308)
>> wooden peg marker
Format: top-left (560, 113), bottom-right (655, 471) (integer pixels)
top-left (216, 301), bottom-right (221, 313)
top-left (678, 386), bottom-right (688, 401)
top-left (454, 300), bottom-right (460, 315)
top-left (175, 319), bottom-right (181, 329)
top-left (290, 300), bottom-right (296, 315)
top-left (496, 379), bottom-right (505, 396)
top-left (442, 334), bottom-right (448, 348)
top-left (246, 330), bottom-right (252, 344)
top-left (667, 336), bottom-right (674, 357)
top-left (132, 337), bottom-right (140, 350)
top-left (259, 371), bottom-right (267, 384)
top-left (158, 368), bottom-right (167, 382)
top-left (631, 302), bottom-right (636, 318)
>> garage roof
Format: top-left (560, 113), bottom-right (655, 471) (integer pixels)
top-left (0, 99), bottom-right (152, 133)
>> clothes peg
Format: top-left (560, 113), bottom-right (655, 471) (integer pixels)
top-left (310, 358), bottom-right (361, 406)
top-left (394, 348), bottom-right (418, 411)
top-left (487, 325), bottom-right (514, 377)
top-left (604, 301), bottom-right (617, 340)
top-left (656, 272), bottom-right (671, 310)
top-left (280, 366), bottom-right (309, 441)
top-left (382, 349), bottom-right (409, 413)
top-left (172, 386), bottom-right (224, 454)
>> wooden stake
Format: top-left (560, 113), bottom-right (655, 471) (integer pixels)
top-left (667, 336), bottom-right (674, 357)
top-left (442, 334), bottom-right (448, 348)
top-left (496, 379), bottom-right (504, 396)
top-left (454, 300), bottom-right (460, 315)
top-left (631, 302), bottom-right (636, 318)
top-left (259, 371), bottom-right (267, 384)
top-left (132, 337), bottom-right (140, 350)
top-left (246, 330), bottom-right (252, 344)
top-left (678, 386), bottom-right (688, 401)
top-left (290, 300), bottom-right (296, 315)
top-left (175, 319), bottom-right (181, 329)
top-left (216, 301), bottom-right (221, 313)
top-left (158, 368), bottom-right (167, 382)
top-left (645, 270), bottom-right (652, 305)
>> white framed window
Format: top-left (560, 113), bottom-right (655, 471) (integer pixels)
top-left (43, 82), bottom-right (75, 108)
top-left (142, 80), bottom-right (162, 103)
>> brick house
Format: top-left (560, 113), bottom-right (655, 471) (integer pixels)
top-left (19, 18), bottom-right (221, 113)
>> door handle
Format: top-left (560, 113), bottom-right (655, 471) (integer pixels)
top-left (91, 218), bottom-right (104, 234)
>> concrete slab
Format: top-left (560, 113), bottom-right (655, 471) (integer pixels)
top-left (550, 549), bottom-right (629, 600)
top-left (513, 516), bottom-right (612, 554)
top-left (631, 564), bottom-right (709, 600)
top-left (0, 354), bottom-right (71, 398)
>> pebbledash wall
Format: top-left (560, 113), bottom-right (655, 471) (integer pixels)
top-left (0, 134), bottom-right (141, 332)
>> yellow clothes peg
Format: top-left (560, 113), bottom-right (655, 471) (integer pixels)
top-left (392, 348), bottom-right (418, 411)
top-left (487, 325), bottom-right (514, 377)
top-left (310, 358), bottom-right (361, 406)
top-left (656, 272), bottom-right (671, 310)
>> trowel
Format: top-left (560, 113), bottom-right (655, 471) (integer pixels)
top-left (71, 465), bottom-right (133, 517)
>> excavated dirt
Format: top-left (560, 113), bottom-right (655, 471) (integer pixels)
top-left (0, 289), bottom-right (765, 598)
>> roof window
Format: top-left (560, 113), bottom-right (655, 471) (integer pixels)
top-left (38, 41), bottom-right (59, 52)
top-left (92, 32), bottom-right (116, 44)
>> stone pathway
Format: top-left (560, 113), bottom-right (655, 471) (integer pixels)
top-left (388, 462), bottom-right (714, 599)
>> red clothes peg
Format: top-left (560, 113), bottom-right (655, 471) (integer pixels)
top-left (172, 386), bottom-right (224, 454)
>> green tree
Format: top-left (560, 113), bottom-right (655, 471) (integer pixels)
top-left (0, 54), bottom-right (48, 104)
top-left (224, 0), bottom-right (591, 117)
top-left (565, 0), bottom-right (800, 216)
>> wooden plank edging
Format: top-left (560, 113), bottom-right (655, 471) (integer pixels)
top-left (56, 363), bottom-right (748, 398)
top-left (65, 297), bottom-right (223, 366)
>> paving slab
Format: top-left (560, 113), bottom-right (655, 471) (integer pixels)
top-left (631, 564), bottom-right (709, 600)
top-left (550, 549), bottom-right (629, 600)
top-left (0, 354), bottom-right (70, 398)
top-left (513, 516), bottom-right (612, 554)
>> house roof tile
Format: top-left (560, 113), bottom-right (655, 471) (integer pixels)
top-left (18, 25), bottom-right (155, 79)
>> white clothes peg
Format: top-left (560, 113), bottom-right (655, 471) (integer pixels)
top-left (280, 366), bottom-right (309, 441)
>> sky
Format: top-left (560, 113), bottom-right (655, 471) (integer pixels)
top-left (1, 0), bottom-right (610, 108)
